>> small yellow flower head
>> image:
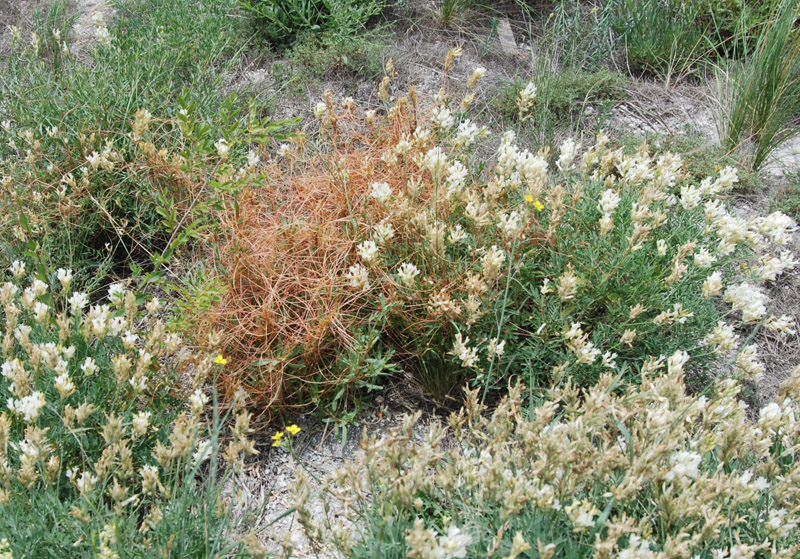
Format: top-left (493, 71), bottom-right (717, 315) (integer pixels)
top-left (286, 424), bottom-right (301, 435)
top-left (524, 195), bottom-right (544, 211)
top-left (214, 354), bottom-right (228, 365)
top-left (271, 431), bottom-right (284, 447)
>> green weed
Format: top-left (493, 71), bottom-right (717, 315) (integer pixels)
top-left (240, 0), bottom-right (385, 51)
top-left (490, 70), bottom-right (623, 147)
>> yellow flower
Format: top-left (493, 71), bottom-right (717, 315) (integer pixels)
top-left (214, 354), bottom-right (227, 365)
top-left (534, 200), bottom-right (544, 211)
top-left (286, 424), bottom-right (301, 435)
top-left (271, 431), bottom-right (283, 447)
top-left (525, 195), bottom-right (534, 203)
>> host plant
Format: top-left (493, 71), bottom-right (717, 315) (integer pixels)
top-left (294, 365), bottom-right (800, 558)
top-left (0, 260), bottom-right (258, 557)
top-left (205, 52), bottom-right (796, 414)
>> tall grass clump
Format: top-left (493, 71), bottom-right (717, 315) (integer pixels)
top-left (295, 367), bottom-right (800, 558)
top-left (713, 0), bottom-right (800, 171)
top-left (203, 52), bottom-right (797, 415)
top-left (438, 0), bottom-right (471, 28)
top-left (541, 0), bottom-right (615, 70)
top-left (0, 259), bottom-right (259, 557)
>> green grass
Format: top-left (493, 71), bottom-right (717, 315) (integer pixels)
top-left (608, 0), bottom-right (713, 84)
top-left (490, 69), bottom-right (623, 147)
top-left (1, 0), bottom-right (247, 143)
top-left (771, 171), bottom-right (800, 220)
top-left (713, 0), bottom-right (800, 170)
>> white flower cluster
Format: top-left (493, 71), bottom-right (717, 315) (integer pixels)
top-left (597, 188), bottom-right (621, 235)
top-left (516, 81), bottom-right (536, 120)
top-left (369, 181), bottom-right (392, 204)
top-left (722, 283), bottom-right (768, 324)
top-left (556, 138), bottom-right (578, 172)
top-left (563, 322), bottom-right (600, 365)
top-left (449, 332), bottom-right (478, 368)
top-left (432, 106), bottom-right (454, 130)
top-left (397, 262), bottom-right (420, 287)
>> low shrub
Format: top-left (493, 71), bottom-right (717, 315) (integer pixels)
top-left (205, 54), bottom-right (797, 415)
top-left (490, 69), bottom-right (622, 145)
top-left (295, 366), bottom-right (800, 558)
top-left (288, 31), bottom-right (387, 81)
top-left (240, 0), bottom-right (385, 51)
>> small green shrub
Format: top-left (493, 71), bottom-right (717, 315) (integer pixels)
top-left (240, 0), bottom-right (385, 50)
top-left (288, 30), bottom-right (387, 81)
top-left (439, 0), bottom-right (471, 27)
top-left (0, 91), bottom-right (294, 293)
top-left (607, 0), bottom-right (783, 84)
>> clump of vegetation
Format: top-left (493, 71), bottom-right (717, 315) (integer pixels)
top-left (296, 367), bottom-right (800, 558)
top-left (0, 0), bottom-right (269, 288)
top-left (240, 0), bottom-right (385, 51)
top-left (0, 261), bottom-right (258, 557)
top-left (1, 0), bottom-right (799, 555)
top-left (623, 133), bottom-right (764, 194)
top-left (201, 53), bottom-right (796, 417)
top-left (491, 69), bottom-right (622, 145)
top-left (608, 0), bottom-right (712, 84)
top-left (713, 0), bottom-right (800, 170)
top-left (606, 0), bottom-right (781, 85)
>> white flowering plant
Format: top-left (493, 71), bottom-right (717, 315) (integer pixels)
top-left (294, 365), bottom-right (800, 558)
top-left (205, 52), bottom-right (797, 413)
top-left (0, 261), bottom-right (255, 557)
